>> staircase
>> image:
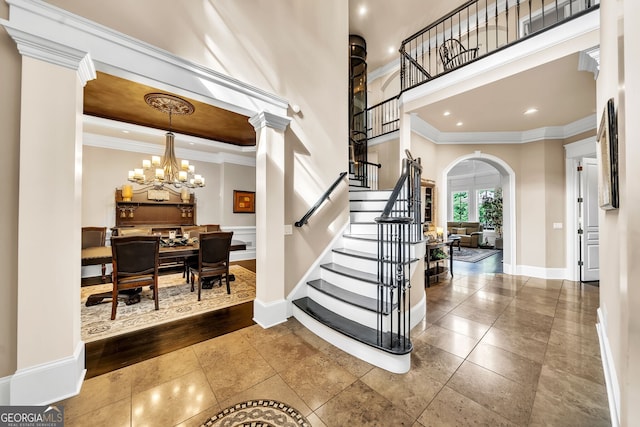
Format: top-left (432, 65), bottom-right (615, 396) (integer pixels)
top-left (292, 182), bottom-right (425, 374)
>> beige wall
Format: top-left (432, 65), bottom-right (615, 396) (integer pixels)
top-left (0, 2), bottom-right (20, 378)
top-left (369, 139), bottom-right (400, 189)
top-left (370, 134), bottom-right (571, 270)
top-left (598, 0), bottom-right (640, 424)
top-left (44, 1), bottom-right (348, 294)
top-left (81, 146), bottom-right (256, 229)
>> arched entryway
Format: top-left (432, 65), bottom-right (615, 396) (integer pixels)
top-left (440, 152), bottom-right (516, 274)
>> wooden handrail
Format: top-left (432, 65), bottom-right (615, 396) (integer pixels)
top-left (295, 172), bottom-right (348, 227)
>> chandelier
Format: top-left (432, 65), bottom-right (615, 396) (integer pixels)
top-left (127, 93), bottom-right (205, 188)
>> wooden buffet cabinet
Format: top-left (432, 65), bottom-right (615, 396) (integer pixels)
top-left (114, 186), bottom-right (196, 229)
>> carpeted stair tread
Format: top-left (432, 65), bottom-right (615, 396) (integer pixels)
top-left (307, 279), bottom-right (393, 314)
top-left (293, 297), bottom-right (412, 355)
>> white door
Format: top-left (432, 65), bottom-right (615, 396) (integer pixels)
top-left (580, 158), bottom-right (599, 282)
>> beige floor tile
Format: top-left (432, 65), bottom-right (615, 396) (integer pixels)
top-left (416, 324), bottom-right (480, 358)
top-left (57, 369), bottom-right (132, 420)
top-left (321, 344), bottom-right (375, 378)
top-left (530, 365), bottom-right (610, 426)
top-left (292, 324), bottom-right (334, 351)
top-left (202, 347), bottom-right (276, 401)
top-left (435, 313), bottom-right (491, 340)
top-left (468, 289), bottom-right (514, 305)
top-left (192, 329), bottom-right (254, 367)
top-left (544, 342), bottom-right (605, 385)
top-left (315, 380), bottom-right (414, 426)
top-left (524, 277), bottom-right (564, 290)
top-left (218, 374), bottom-right (313, 417)
top-left (411, 342), bottom-right (463, 384)
top-left (361, 367), bottom-right (445, 418)
top-left (554, 306), bottom-right (598, 325)
top-left (552, 316), bottom-right (599, 340)
top-left (174, 403), bottom-right (220, 427)
top-left (481, 328), bottom-right (548, 364)
top-left (128, 347), bottom-right (201, 394)
top-left (306, 412), bottom-right (329, 427)
top-left (447, 361), bottom-right (536, 425)
top-left (424, 307), bottom-right (451, 324)
top-left (279, 352), bottom-right (357, 410)
top-left (493, 307), bottom-right (553, 343)
top-left (467, 342), bottom-right (542, 388)
top-left (65, 397), bottom-right (131, 427)
top-left (417, 386), bottom-right (517, 427)
top-left (131, 370), bottom-right (217, 427)
top-left (255, 331), bottom-right (319, 373)
top-left (241, 322), bottom-right (293, 348)
top-left (450, 303), bottom-right (503, 325)
top-left (548, 328), bottom-right (601, 357)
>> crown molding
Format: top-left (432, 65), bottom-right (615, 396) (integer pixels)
top-left (407, 113), bottom-right (596, 145)
top-left (1, 0), bottom-right (288, 117)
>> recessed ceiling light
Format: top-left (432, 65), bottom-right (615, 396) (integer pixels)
top-left (358, 5), bottom-right (367, 16)
top-left (122, 130), bottom-right (129, 134)
top-left (524, 108), bottom-right (538, 115)
top-left (456, 121), bottom-right (463, 127)
top-left (388, 46), bottom-right (395, 54)
top-left (443, 111), bottom-right (451, 116)
top-left (189, 142), bottom-right (195, 145)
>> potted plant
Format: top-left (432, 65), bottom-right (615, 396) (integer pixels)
top-left (480, 188), bottom-right (503, 248)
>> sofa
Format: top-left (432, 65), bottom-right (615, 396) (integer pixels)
top-left (447, 221), bottom-right (483, 248)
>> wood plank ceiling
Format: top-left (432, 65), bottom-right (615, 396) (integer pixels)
top-left (83, 72), bottom-right (256, 146)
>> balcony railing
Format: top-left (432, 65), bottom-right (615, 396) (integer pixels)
top-left (400, 0), bottom-right (600, 91)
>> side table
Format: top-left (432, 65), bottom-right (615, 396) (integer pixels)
top-left (425, 237), bottom-right (460, 287)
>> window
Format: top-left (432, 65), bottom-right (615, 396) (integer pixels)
top-left (478, 189), bottom-right (495, 228)
top-left (452, 191), bottom-right (469, 221)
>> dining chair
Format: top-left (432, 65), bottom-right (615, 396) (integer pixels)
top-left (110, 235), bottom-right (160, 320)
top-left (82, 226), bottom-right (107, 282)
top-left (439, 38), bottom-right (479, 71)
top-left (190, 231), bottom-right (234, 301)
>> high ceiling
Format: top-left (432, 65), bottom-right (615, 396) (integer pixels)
top-left (83, 1), bottom-right (596, 152)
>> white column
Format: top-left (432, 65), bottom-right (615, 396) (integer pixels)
top-left (249, 111), bottom-right (291, 328)
top-left (398, 105), bottom-right (413, 170)
top-left (7, 31), bottom-right (95, 404)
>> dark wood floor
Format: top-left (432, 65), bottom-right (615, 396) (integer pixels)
top-left (85, 259), bottom-right (257, 379)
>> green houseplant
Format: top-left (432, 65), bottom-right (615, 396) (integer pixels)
top-left (480, 188), bottom-right (503, 239)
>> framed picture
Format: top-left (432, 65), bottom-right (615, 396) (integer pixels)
top-left (233, 190), bottom-right (255, 213)
top-left (597, 98), bottom-right (619, 210)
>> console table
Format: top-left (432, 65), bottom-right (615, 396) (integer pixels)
top-left (425, 237), bottom-right (460, 287)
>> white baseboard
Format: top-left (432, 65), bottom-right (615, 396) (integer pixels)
top-left (253, 298), bottom-right (287, 328)
top-left (10, 341), bottom-right (86, 405)
top-left (0, 375), bottom-right (10, 405)
top-left (597, 308), bottom-right (620, 427)
top-left (513, 264), bottom-right (568, 280)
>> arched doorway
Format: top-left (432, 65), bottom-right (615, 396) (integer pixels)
top-left (441, 153), bottom-right (516, 273)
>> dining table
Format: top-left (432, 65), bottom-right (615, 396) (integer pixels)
top-left (82, 239), bottom-right (247, 306)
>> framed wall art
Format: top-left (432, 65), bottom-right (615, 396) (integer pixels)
top-left (233, 190), bottom-right (255, 213)
top-left (597, 98), bottom-right (619, 210)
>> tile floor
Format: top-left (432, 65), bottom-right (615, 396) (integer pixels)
top-left (59, 270), bottom-right (610, 426)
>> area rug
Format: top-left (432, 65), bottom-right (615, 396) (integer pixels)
top-left (81, 265), bottom-right (255, 342)
top-left (451, 247), bottom-right (502, 263)
top-left (200, 399), bottom-right (311, 427)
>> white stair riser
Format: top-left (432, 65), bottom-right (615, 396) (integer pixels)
top-left (332, 252), bottom-right (379, 273)
top-left (307, 287), bottom-right (392, 331)
top-left (319, 269), bottom-right (379, 299)
top-left (349, 190), bottom-right (392, 201)
top-left (292, 305), bottom-right (411, 374)
top-left (343, 235), bottom-right (424, 258)
top-left (349, 200), bottom-right (388, 211)
top-left (349, 223), bottom-right (378, 234)
top-left (350, 211), bottom-right (382, 223)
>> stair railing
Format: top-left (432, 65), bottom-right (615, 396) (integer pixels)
top-left (295, 172), bottom-right (348, 227)
top-left (400, 0), bottom-right (600, 91)
top-left (349, 160), bottom-right (381, 190)
top-left (374, 150), bottom-right (422, 353)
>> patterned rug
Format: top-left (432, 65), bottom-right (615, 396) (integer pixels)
top-left (451, 247), bottom-right (502, 263)
top-left (200, 400), bottom-right (311, 427)
top-left (81, 265), bottom-right (255, 342)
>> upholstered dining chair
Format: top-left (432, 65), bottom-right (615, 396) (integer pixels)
top-left (82, 226), bottom-right (107, 282)
top-left (439, 38), bottom-right (479, 71)
top-left (110, 235), bottom-right (160, 320)
top-left (190, 231), bottom-right (234, 301)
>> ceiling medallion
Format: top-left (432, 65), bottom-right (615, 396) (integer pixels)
top-left (144, 93), bottom-right (195, 116)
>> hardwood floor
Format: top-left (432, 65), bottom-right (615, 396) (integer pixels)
top-left (84, 259), bottom-right (257, 379)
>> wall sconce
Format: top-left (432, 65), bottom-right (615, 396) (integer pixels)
top-left (128, 208), bottom-right (135, 218)
top-left (436, 227), bottom-right (444, 241)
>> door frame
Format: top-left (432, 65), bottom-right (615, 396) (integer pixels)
top-left (564, 137), bottom-right (597, 282)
